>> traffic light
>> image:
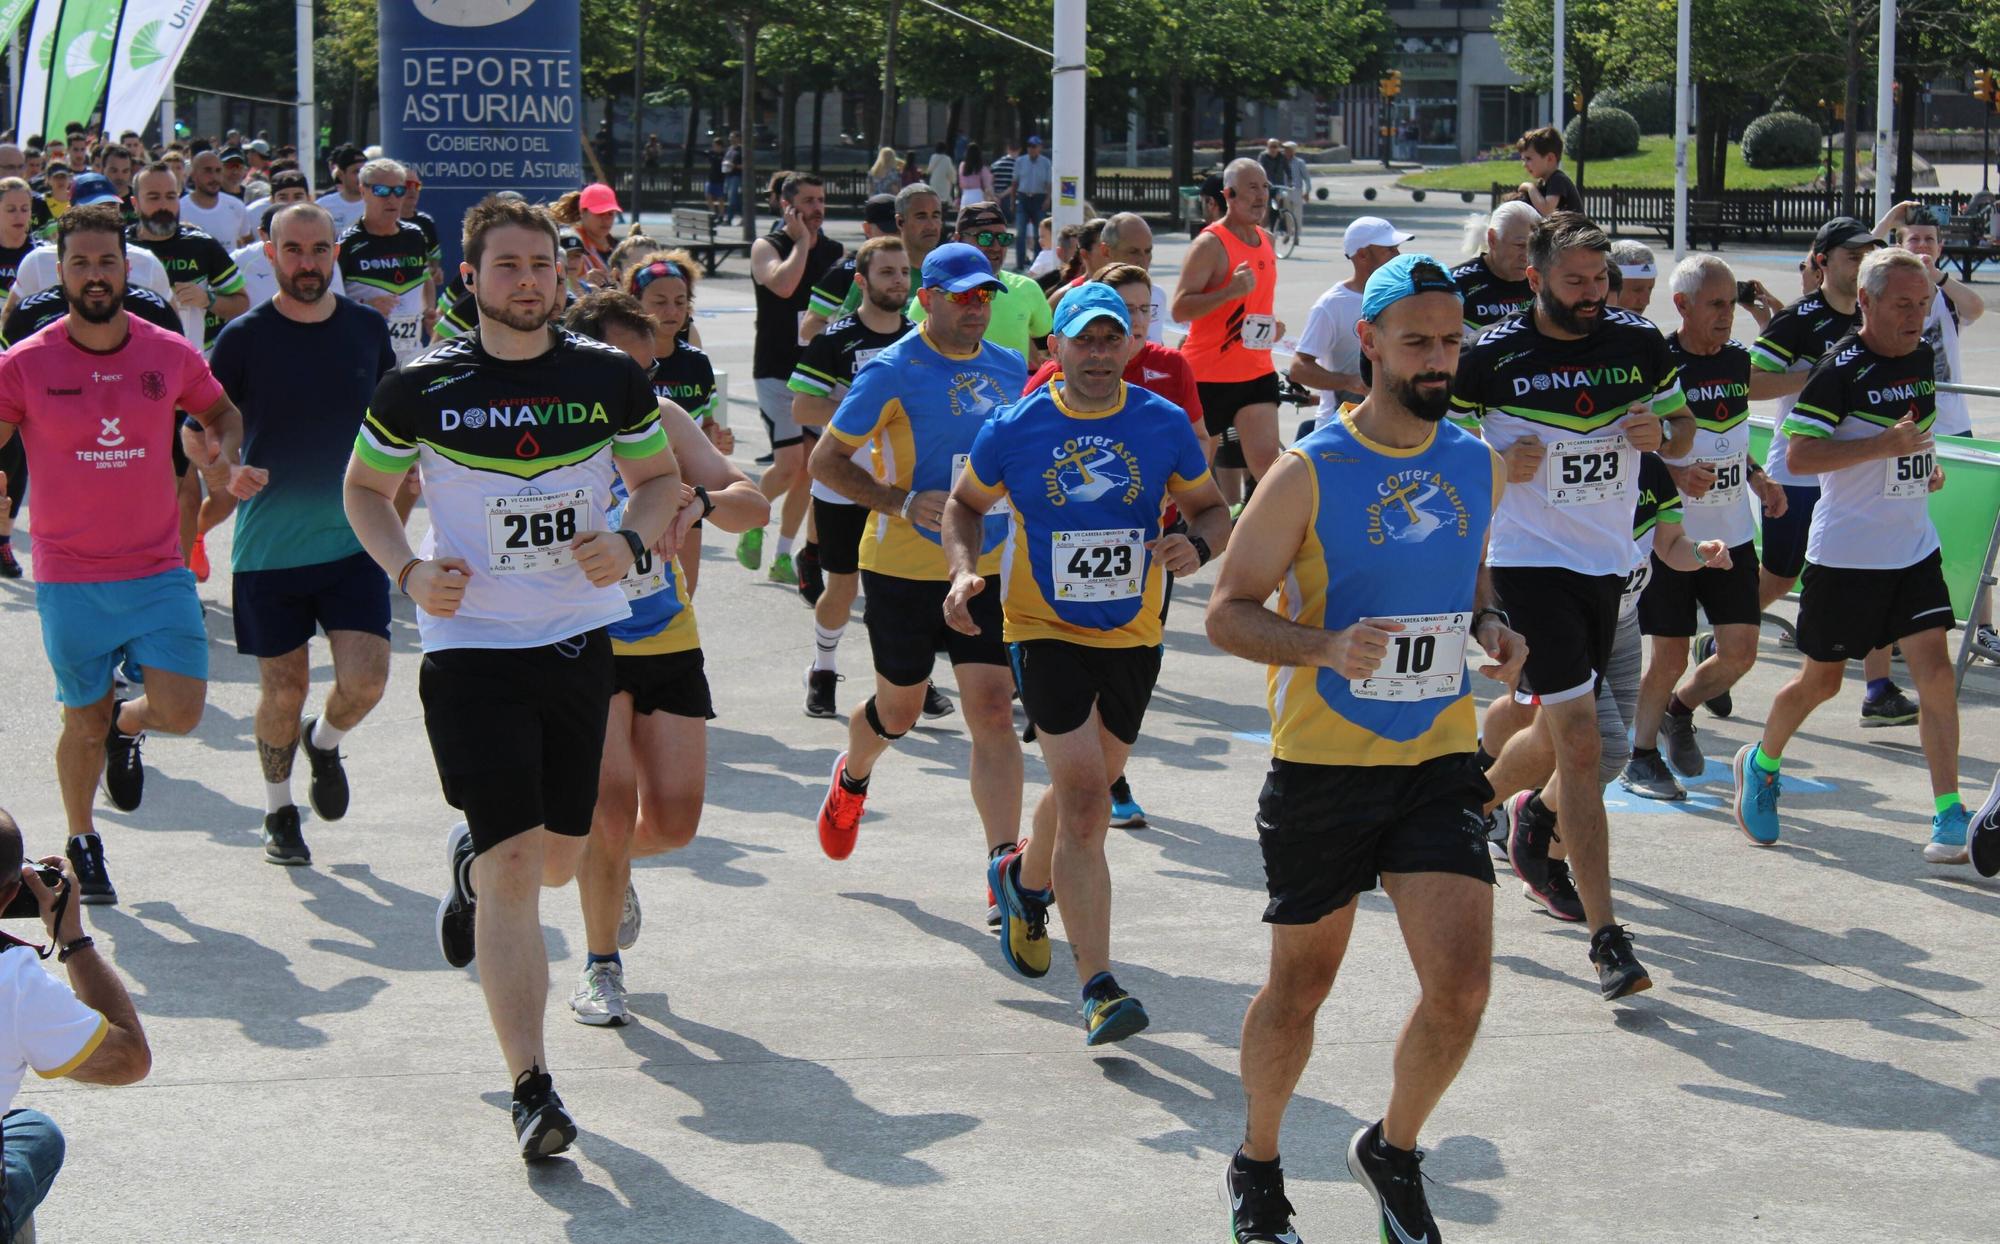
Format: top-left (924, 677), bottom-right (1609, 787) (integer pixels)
top-left (1379, 70), bottom-right (1402, 99)
top-left (1976, 69), bottom-right (1999, 112)
top-left (1573, 92), bottom-right (1584, 114)
top-left (1892, 81), bottom-right (1902, 106)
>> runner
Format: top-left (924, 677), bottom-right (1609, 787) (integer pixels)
top-left (1290, 216), bottom-right (1412, 425)
top-left (1449, 212), bottom-right (1685, 1001)
top-left (334, 158), bottom-right (436, 367)
top-left (1732, 248), bottom-right (1969, 862)
top-left (953, 201), bottom-right (1052, 365)
top-left (1174, 158), bottom-right (1282, 504)
top-left (826, 183), bottom-right (944, 323)
top-left (192, 203), bottom-right (397, 864)
top-left (740, 174), bottom-right (843, 587)
top-left (808, 243), bottom-right (1027, 886)
top-left (315, 145), bottom-right (367, 237)
top-left (0, 177), bottom-right (40, 578)
top-left (399, 171), bottom-right (445, 336)
top-left (1205, 254), bottom-right (1523, 1244)
top-left (790, 236), bottom-right (914, 718)
top-left (231, 175), bottom-right (344, 307)
top-left (0, 204), bottom-right (265, 905)
top-left (1625, 255), bottom-right (1790, 799)
top-left (947, 282), bottom-right (1229, 1043)
top-left (1047, 212), bottom-right (1165, 341)
top-left (1451, 201), bottom-right (1537, 345)
top-left (341, 195), bottom-right (684, 1159)
top-left (799, 193), bottom-right (898, 343)
top-left (178, 150), bottom-right (249, 248)
top-left (556, 289), bottom-right (768, 1027)
top-left (1, 175), bottom-right (173, 319)
top-left (629, 253), bottom-right (725, 594)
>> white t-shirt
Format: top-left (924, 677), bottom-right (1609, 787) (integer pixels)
top-left (181, 193), bottom-right (250, 249)
top-left (231, 240), bottom-right (347, 308)
top-left (1294, 281), bottom-right (1365, 417)
top-left (0, 944), bottom-right (109, 1115)
top-left (11, 244), bottom-right (173, 303)
top-left (315, 190), bottom-right (366, 238)
top-left (1925, 287), bottom-right (1970, 438)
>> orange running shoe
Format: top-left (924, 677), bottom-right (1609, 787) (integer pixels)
top-left (818, 752), bottom-right (867, 860)
top-left (189, 534), bottom-right (210, 583)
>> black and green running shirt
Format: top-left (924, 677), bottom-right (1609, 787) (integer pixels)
top-left (124, 222), bottom-right (244, 348)
top-left (1449, 306), bottom-right (1687, 576)
top-left (1450, 255), bottom-right (1533, 343)
top-left (337, 219), bottom-right (435, 363)
top-left (354, 326), bottom-right (669, 653)
top-left (1748, 291), bottom-right (1856, 486)
top-left (1665, 334), bottom-right (1758, 548)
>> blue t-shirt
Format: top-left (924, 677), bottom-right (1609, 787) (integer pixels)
top-left (209, 296), bottom-right (397, 572)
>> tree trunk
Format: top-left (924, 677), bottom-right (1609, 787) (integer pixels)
top-left (740, 20), bottom-right (759, 243)
top-left (682, 88), bottom-right (700, 173)
top-left (1574, 103), bottom-right (1590, 195)
top-left (631, 0), bottom-right (648, 216)
top-left (1840, 16), bottom-right (1861, 216)
top-left (810, 88), bottom-right (824, 173)
top-left (1168, 70), bottom-right (1186, 184)
top-left (945, 96), bottom-right (965, 157)
top-left (1173, 74), bottom-right (1193, 184)
top-left (1222, 91), bottom-right (1238, 162)
top-left (878, 0), bottom-right (902, 153)
top-left (777, 74), bottom-right (795, 170)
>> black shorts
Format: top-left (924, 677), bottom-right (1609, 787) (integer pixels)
top-left (1197, 373), bottom-right (1282, 439)
top-left (0, 435), bottom-right (24, 519)
top-left (861, 569), bottom-right (1005, 686)
top-left (1795, 550), bottom-right (1953, 663)
top-left (417, 629), bottom-right (614, 853)
top-left (1011, 639), bottom-right (1162, 745)
top-left (1492, 565), bottom-right (1623, 704)
top-left (1637, 540), bottom-right (1761, 637)
top-left (1255, 753), bottom-right (1496, 925)
top-left (231, 551), bottom-right (392, 658)
top-left (1760, 484), bottom-right (1820, 580)
top-left (813, 498), bottom-right (869, 576)
top-left (613, 647), bottom-right (715, 719)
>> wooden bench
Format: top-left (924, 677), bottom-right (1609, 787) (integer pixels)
top-left (1941, 213), bottom-right (2000, 282)
top-left (670, 207), bottom-right (755, 276)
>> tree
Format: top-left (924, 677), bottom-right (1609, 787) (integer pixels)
top-left (1495, 0), bottom-right (1625, 192)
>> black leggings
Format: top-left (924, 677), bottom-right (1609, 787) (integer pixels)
top-left (0, 436), bottom-right (23, 520)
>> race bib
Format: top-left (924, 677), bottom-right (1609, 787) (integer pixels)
top-left (1685, 453), bottom-right (1745, 508)
top-left (387, 314), bottom-right (424, 363)
top-left (1545, 434), bottom-right (1632, 507)
top-left (1619, 560), bottom-right (1652, 613)
top-left (619, 542), bottom-right (669, 601)
top-left (1884, 449), bottom-right (1936, 500)
top-left (1241, 314), bottom-right (1277, 351)
top-left (953, 453), bottom-right (1010, 515)
top-left (1051, 528), bottom-right (1143, 602)
top-left (485, 487), bottom-right (593, 574)
top-left (1350, 612), bottom-right (1470, 703)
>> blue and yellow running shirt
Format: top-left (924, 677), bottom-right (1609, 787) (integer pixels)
top-left (606, 479), bottom-right (698, 656)
top-left (826, 327), bottom-right (1025, 581)
top-left (962, 381), bottom-right (1211, 648)
top-left (1269, 413), bottom-right (1503, 768)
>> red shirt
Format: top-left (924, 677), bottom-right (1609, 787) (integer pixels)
top-left (1024, 342), bottom-right (1203, 428)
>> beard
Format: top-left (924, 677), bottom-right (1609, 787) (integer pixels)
top-left (1539, 287), bottom-right (1603, 336)
top-left (277, 269), bottom-right (328, 304)
top-left (69, 281), bottom-right (122, 323)
top-left (476, 289), bottom-right (554, 333)
top-left (142, 210), bottom-right (178, 237)
top-left (1385, 371), bottom-right (1454, 423)
top-left (864, 285), bottom-right (906, 314)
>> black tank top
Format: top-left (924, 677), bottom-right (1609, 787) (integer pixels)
top-left (752, 227), bottom-right (843, 379)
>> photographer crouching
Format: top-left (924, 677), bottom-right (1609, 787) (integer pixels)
top-left (0, 808), bottom-right (149, 1239)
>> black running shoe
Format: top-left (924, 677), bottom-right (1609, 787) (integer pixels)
top-left (1972, 783), bottom-right (2000, 879)
top-left (436, 822), bottom-right (477, 968)
top-left (1589, 923), bottom-right (1652, 1000)
top-left (804, 667), bottom-right (840, 719)
top-left (796, 543), bottom-right (824, 605)
top-left (922, 683), bottom-right (955, 720)
top-left (512, 1066), bottom-right (577, 1161)
top-left (66, 833), bottom-right (116, 905)
top-left (1503, 790), bottom-right (1553, 890)
top-left (262, 806), bottom-right (311, 866)
top-left (1535, 857), bottom-right (1586, 923)
top-left (1693, 633), bottom-right (1733, 718)
top-left (1660, 712), bottom-right (1706, 779)
top-left (101, 702), bottom-right (144, 812)
top-left (0, 543), bottom-right (20, 579)
top-left (1860, 685), bottom-right (1919, 728)
top-left (1346, 1121), bottom-right (1439, 1244)
top-left (298, 716), bottom-right (350, 822)
top-left (1223, 1155), bottom-right (1302, 1244)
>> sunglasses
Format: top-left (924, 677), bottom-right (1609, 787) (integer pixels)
top-left (938, 287), bottom-right (998, 305)
top-left (366, 183), bottom-right (408, 198)
top-left (968, 230), bottom-right (1015, 248)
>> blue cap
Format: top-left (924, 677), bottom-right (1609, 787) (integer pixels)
top-left (1026, 135), bottom-right (1043, 146)
top-left (1051, 282), bottom-right (1131, 338)
top-left (921, 242), bottom-right (1005, 294)
top-left (69, 172), bottom-right (121, 207)
top-left (1360, 253), bottom-right (1460, 323)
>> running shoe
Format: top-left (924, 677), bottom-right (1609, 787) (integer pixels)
top-left (511, 1066), bottom-right (577, 1161)
top-left (101, 702), bottom-right (144, 812)
top-left (1484, 801), bottom-right (1511, 861)
top-left (1589, 923), bottom-right (1652, 1000)
top-left (1222, 1155), bottom-right (1302, 1244)
top-left (1860, 684), bottom-right (1919, 727)
top-left (796, 543), bottom-right (824, 605)
top-left (569, 960), bottom-right (630, 1027)
top-left (436, 822), bottom-right (477, 968)
top-left (1345, 1121), bottom-right (1439, 1244)
top-left (1972, 784), bottom-right (2000, 878)
top-left (735, 527), bottom-right (763, 570)
top-left (817, 752), bottom-right (866, 861)
top-left (1975, 624), bottom-right (2000, 666)
top-left (618, 881), bottom-right (642, 950)
top-left (1924, 803), bottom-right (1971, 865)
top-left (1081, 975), bottom-right (1149, 1046)
top-left (804, 666), bottom-right (840, 718)
top-left (1535, 857), bottom-right (1586, 923)
top-left (768, 552), bottom-right (794, 586)
top-left (1503, 790), bottom-right (1552, 888)
top-left (921, 683), bottom-right (955, 720)
top-left (1730, 744), bottom-right (1782, 846)
top-left (1109, 775), bottom-right (1147, 829)
top-left (1660, 711), bottom-right (1706, 779)
top-left (66, 832), bottom-right (116, 906)
top-left (0, 543), bottom-right (20, 579)
top-left (1619, 750), bottom-right (1686, 802)
top-left (987, 846), bottom-right (1052, 979)
top-left (262, 806), bottom-right (311, 865)
top-left (1694, 632), bottom-right (1732, 717)
top-left (298, 715), bottom-right (350, 822)
top-left (189, 534), bottom-right (210, 583)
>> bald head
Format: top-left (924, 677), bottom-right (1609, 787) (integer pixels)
top-left (1096, 212), bottom-right (1154, 272)
top-left (270, 202), bottom-right (336, 248)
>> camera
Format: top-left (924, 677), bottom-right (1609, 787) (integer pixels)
top-left (1736, 280), bottom-right (1757, 307)
top-left (1, 864), bottom-right (63, 920)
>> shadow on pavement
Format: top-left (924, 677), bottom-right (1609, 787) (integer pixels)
top-left (287, 862), bottom-right (572, 972)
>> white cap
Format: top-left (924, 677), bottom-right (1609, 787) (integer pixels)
top-left (1343, 216), bottom-right (1415, 257)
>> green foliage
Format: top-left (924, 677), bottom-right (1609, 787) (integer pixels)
top-left (1741, 110), bottom-right (1822, 168)
top-left (1565, 106), bottom-right (1639, 158)
top-left (1596, 83), bottom-right (1675, 134)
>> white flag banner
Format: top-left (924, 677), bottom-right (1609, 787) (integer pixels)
top-left (103, 0), bottom-right (213, 138)
top-left (15, 0), bottom-right (69, 141)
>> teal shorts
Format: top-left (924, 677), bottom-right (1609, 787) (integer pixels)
top-left (35, 568), bottom-right (208, 707)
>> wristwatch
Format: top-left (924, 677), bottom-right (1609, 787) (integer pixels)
top-left (692, 484), bottom-right (716, 520)
top-left (1189, 534), bottom-right (1213, 566)
top-left (1471, 606), bottom-right (1511, 636)
top-left (616, 528), bottom-right (647, 564)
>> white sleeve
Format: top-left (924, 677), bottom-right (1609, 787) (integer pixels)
top-left (1295, 298), bottom-right (1336, 361)
top-left (1323, 302), bottom-right (1364, 375)
top-left (13, 249), bottom-right (53, 300)
top-left (133, 249), bottom-right (173, 299)
top-left (7, 954), bottom-right (108, 1079)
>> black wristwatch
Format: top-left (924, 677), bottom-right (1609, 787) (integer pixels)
top-left (1189, 534), bottom-right (1213, 567)
top-left (692, 484), bottom-right (716, 520)
top-left (1471, 607), bottom-right (1510, 636)
top-left (616, 528), bottom-right (647, 564)
top-left (57, 935), bottom-right (94, 963)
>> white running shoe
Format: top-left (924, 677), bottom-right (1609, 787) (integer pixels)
top-left (618, 881), bottom-right (642, 950)
top-left (570, 960), bottom-right (630, 1027)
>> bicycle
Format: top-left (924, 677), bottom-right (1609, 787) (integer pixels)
top-left (1266, 187), bottom-right (1301, 260)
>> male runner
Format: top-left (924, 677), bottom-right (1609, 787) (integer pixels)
top-left (948, 283), bottom-right (1228, 1043)
top-left (207, 204), bottom-right (397, 865)
top-left (1608, 240), bottom-right (1658, 318)
top-left (1732, 248), bottom-right (1970, 861)
top-left (1206, 254), bottom-right (1522, 1244)
top-left (1049, 212), bottom-right (1165, 341)
top-left (1451, 201), bottom-right (1537, 346)
top-left (335, 157), bottom-right (437, 366)
top-left (809, 243), bottom-right (1026, 885)
top-left (342, 195), bottom-right (683, 1159)
top-left (799, 193), bottom-right (897, 342)
top-left (315, 145), bottom-right (366, 236)
top-left (1290, 216), bottom-right (1411, 424)
top-left (0, 177), bottom-right (39, 577)
top-left (1173, 158), bottom-right (1281, 493)
top-left (825, 183), bottom-right (945, 324)
top-left (0, 205), bottom-right (264, 904)
top-left (231, 174), bottom-right (342, 307)
top-left (1450, 212), bottom-right (1684, 1000)
top-left (956, 201), bottom-right (1051, 364)
top-left (179, 150), bottom-right (249, 248)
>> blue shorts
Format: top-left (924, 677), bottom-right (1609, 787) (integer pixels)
top-left (232, 550), bottom-right (391, 658)
top-left (36, 568), bottom-right (208, 707)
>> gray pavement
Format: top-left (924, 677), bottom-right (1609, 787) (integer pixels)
top-left (8, 181), bottom-right (2000, 1240)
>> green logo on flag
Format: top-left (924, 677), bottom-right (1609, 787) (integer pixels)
top-left (129, 20), bottom-right (166, 69)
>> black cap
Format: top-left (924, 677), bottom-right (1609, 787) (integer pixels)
top-left (862, 193), bottom-right (897, 233)
top-left (1199, 173), bottom-right (1224, 208)
top-left (1811, 216), bottom-right (1884, 257)
top-left (267, 170), bottom-right (308, 196)
top-left (220, 147), bottom-right (247, 165)
top-left (329, 143), bottom-right (364, 170)
top-left (958, 199), bottom-right (1008, 230)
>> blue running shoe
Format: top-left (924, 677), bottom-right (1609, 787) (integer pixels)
top-left (1081, 977), bottom-right (1149, 1046)
top-left (987, 846), bottom-right (1052, 978)
top-left (1731, 744), bottom-right (1782, 846)
top-left (1109, 775), bottom-right (1146, 829)
top-left (1924, 803), bottom-right (1971, 865)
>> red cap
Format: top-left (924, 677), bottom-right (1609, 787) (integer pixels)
top-left (578, 183), bottom-right (621, 215)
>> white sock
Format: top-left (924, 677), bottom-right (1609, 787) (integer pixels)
top-left (814, 623), bottom-right (845, 672)
top-left (777, 535), bottom-right (795, 557)
top-left (266, 780), bottom-right (293, 814)
top-left (310, 716), bottom-right (348, 752)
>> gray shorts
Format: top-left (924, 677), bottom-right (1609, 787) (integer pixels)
top-left (1594, 608), bottom-right (1643, 786)
top-left (756, 376), bottom-right (804, 449)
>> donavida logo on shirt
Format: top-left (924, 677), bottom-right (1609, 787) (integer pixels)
top-left (440, 401), bottom-right (610, 430)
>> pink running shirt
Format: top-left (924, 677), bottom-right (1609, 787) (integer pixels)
top-left (0, 316), bottom-right (225, 583)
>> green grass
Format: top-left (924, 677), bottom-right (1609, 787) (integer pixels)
top-left (1397, 135), bottom-right (1847, 193)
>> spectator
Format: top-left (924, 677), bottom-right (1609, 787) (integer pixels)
top-left (1012, 134), bottom-right (1051, 269)
top-left (0, 807), bottom-right (151, 1240)
top-left (990, 140), bottom-right (1019, 216)
top-left (867, 146), bottom-right (901, 197)
top-left (1516, 126), bottom-right (1583, 216)
top-left (1258, 138), bottom-right (1290, 195)
top-left (721, 132), bottom-right (744, 224)
top-left (705, 136), bottom-right (727, 218)
top-left (1284, 141), bottom-right (1311, 204)
top-left (643, 134), bottom-right (662, 170)
top-left (1026, 217), bottom-right (1061, 282)
top-left (958, 143), bottom-right (992, 207)
top-left (900, 151), bottom-right (923, 188)
top-left (925, 140), bottom-right (958, 209)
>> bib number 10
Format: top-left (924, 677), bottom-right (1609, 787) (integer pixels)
top-left (1349, 611), bottom-right (1471, 703)
top-left (1387, 633), bottom-right (1438, 675)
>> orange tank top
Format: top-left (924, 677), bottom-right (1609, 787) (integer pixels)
top-left (1180, 220), bottom-right (1278, 383)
